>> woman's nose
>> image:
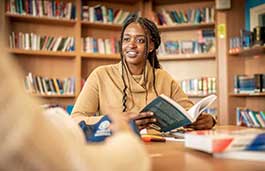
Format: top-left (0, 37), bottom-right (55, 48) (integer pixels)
top-left (128, 38), bottom-right (137, 48)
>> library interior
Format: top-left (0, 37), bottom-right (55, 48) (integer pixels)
top-left (1, 0), bottom-right (265, 170)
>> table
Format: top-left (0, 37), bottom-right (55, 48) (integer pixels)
top-left (145, 141), bottom-right (265, 171)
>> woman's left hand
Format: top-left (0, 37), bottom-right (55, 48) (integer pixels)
top-left (186, 113), bottom-right (215, 130)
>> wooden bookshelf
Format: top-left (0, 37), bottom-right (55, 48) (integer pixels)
top-left (5, 13), bottom-right (77, 26)
top-left (216, 0), bottom-right (265, 125)
top-left (187, 94), bottom-right (215, 98)
top-left (32, 94), bottom-right (76, 98)
top-left (158, 53), bottom-right (215, 61)
top-left (229, 93), bottom-right (265, 97)
top-left (8, 48), bottom-right (76, 57)
top-left (158, 22), bottom-right (215, 31)
top-left (148, 0), bottom-right (217, 112)
top-left (81, 21), bottom-right (122, 30)
top-left (229, 46), bottom-right (265, 56)
top-left (3, 0), bottom-right (219, 111)
top-left (81, 53), bottom-right (120, 60)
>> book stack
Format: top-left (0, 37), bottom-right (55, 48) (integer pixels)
top-left (24, 72), bottom-right (75, 96)
top-left (185, 128), bottom-right (265, 161)
top-left (6, 0), bottom-right (76, 20)
top-left (9, 32), bottom-right (75, 52)
top-left (236, 107), bottom-right (265, 128)
top-left (82, 36), bottom-right (119, 54)
top-left (180, 77), bottom-right (216, 96)
top-left (234, 74), bottom-right (265, 94)
top-left (154, 7), bottom-right (214, 26)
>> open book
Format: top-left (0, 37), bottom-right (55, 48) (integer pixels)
top-left (141, 94), bottom-right (217, 132)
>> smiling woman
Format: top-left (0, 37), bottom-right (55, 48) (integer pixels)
top-left (71, 14), bottom-right (216, 131)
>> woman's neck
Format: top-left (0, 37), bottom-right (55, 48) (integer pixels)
top-left (126, 63), bottom-right (145, 75)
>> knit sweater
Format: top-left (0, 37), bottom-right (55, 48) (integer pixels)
top-left (72, 61), bottom-right (193, 123)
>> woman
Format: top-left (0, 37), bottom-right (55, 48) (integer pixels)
top-left (72, 14), bottom-right (215, 130)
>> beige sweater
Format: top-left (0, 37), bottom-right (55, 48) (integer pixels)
top-left (0, 46), bottom-right (150, 171)
top-left (72, 61), bottom-right (193, 123)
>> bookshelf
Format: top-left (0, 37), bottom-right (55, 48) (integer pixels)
top-left (217, 0), bottom-right (265, 125)
top-left (3, 0), bottom-right (220, 115)
top-left (146, 0), bottom-right (218, 113)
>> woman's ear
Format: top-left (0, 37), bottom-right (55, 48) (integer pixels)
top-left (149, 41), bottom-right (154, 52)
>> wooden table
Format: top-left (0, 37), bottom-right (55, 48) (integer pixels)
top-left (145, 141), bottom-right (265, 171)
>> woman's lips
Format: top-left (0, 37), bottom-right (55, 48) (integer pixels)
top-left (126, 51), bottom-right (138, 58)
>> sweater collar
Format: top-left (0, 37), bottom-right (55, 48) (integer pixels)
top-left (118, 60), bottom-right (154, 93)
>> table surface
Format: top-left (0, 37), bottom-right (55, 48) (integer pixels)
top-left (145, 139), bottom-right (265, 171)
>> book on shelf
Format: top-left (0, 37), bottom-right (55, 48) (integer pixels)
top-left (9, 32), bottom-right (75, 52)
top-left (140, 94), bottom-right (217, 132)
top-left (83, 36), bottom-right (119, 54)
top-left (154, 7), bottom-right (214, 26)
top-left (82, 4), bottom-right (136, 24)
top-left (180, 77), bottom-right (216, 95)
top-left (185, 128), bottom-right (265, 153)
top-left (236, 107), bottom-right (265, 128)
top-left (234, 74), bottom-right (265, 94)
top-left (6, 0), bottom-right (76, 20)
top-left (158, 29), bottom-right (215, 56)
top-left (24, 73), bottom-right (75, 96)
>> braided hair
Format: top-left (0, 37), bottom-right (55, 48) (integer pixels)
top-left (119, 14), bottom-right (161, 112)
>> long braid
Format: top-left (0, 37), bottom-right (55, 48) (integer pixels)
top-left (120, 14), bottom-right (162, 111)
top-left (119, 16), bottom-right (136, 112)
top-left (138, 18), bottom-right (149, 104)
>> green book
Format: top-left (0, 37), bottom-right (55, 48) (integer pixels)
top-left (141, 94), bottom-right (217, 132)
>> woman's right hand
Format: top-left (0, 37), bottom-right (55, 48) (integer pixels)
top-left (127, 111), bottom-right (157, 130)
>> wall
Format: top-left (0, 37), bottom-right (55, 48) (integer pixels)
top-left (245, 0), bottom-right (265, 30)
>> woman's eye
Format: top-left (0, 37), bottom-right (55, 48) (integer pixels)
top-left (136, 38), bottom-right (145, 43)
top-left (123, 37), bottom-right (130, 42)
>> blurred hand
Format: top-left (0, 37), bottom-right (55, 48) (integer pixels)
top-left (185, 113), bottom-right (215, 130)
top-left (127, 111), bottom-right (157, 130)
top-left (108, 112), bottom-right (132, 134)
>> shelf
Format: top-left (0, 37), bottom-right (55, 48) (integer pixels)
top-left (187, 94), bottom-right (215, 98)
top-left (81, 21), bottom-right (122, 30)
top-left (229, 93), bottom-right (265, 97)
top-left (158, 53), bottom-right (215, 61)
top-left (8, 48), bottom-right (76, 57)
top-left (5, 13), bottom-right (76, 26)
top-left (157, 22), bottom-right (215, 31)
top-left (229, 46), bottom-right (265, 56)
top-left (31, 94), bottom-right (76, 98)
top-left (81, 53), bottom-right (120, 60)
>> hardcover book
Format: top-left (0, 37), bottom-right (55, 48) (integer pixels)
top-left (185, 129), bottom-right (265, 153)
top-left (141, 94), bottom-right (217, 132)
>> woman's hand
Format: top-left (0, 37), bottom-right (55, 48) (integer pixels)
top-left (185, 113), bottom-right (216, 130)
top-left (126, 111), bottom-right (157, 130)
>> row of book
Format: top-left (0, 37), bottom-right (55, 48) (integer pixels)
top-left (229, 27), bottom-right (265, 53)
top-left (82, 37), bottom-right (120, 54)
top-left (158, 29), bottom-right (215, 55)
top-left (234, 74), bottom-right (265, 94)
top-left (9, 32), bottom-right (75, 52)
top-left (24, 72), bottom-right (75, 95)
top-left (154, 7), bottom-right (214, 26)
top-left (236, 108), bottom-right (265, 128)
top-left (6, 0), bottom-right (76, 20)
top-left (82, 4), bottom-right (137, 24)
top-left (180, 77), bottom-right (216, 95)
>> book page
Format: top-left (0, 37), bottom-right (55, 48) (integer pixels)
top-left (187, 94), bottom-right (217, 122)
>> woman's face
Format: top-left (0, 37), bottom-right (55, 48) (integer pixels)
top-left (122, 22), bottom-right (153, 68)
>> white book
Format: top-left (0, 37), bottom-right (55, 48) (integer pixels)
top-left (214, 151), bottom-right (265, 161)
top-left (52, 37), bottom-right (62, 51)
